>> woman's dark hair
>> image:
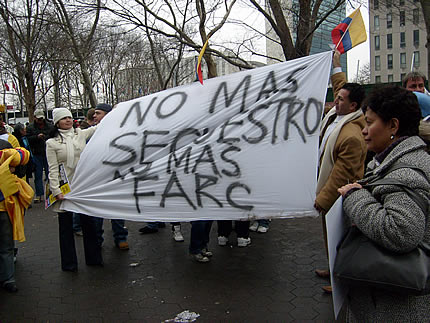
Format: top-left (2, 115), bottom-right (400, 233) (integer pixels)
top-left (13, 123), bottom-right (24, 139)
top-left (48, 125), bottom-right (61, 140)
top-left (362, 85), bottom-right (421, 137)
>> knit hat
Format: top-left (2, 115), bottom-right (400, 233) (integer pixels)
top-left (53, 108), bottom-right (72, 125)
top-left (34, 109), bottom-right (45, 119)
top-left (95, 103), bottom-right (112, 113)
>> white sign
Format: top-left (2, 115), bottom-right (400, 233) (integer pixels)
top-left (326, 197), bottom-right (349, 319)
top-left (62, 51), bottom-right (332, 222)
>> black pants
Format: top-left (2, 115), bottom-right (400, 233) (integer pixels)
top-left (58, 212), bottom-right (103, 271)
top-left (217, 220), bottom-right (250, 238)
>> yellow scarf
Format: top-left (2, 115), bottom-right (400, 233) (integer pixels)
top-left (0, 149), bottom-right (34, 241)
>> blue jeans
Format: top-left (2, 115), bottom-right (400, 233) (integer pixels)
top-left (189, 220), bottom-right (212, 255)
top-left (0, 211), bottom-right (14, 284)
top-left (33, 154), bottom-right (48, 197)
top-left (258, 219), bottom-right (270, 227)
top-left (94, 218), bottom-right (128, 246)
top-left (147, 222), bottom-right (164, 229)
top-left (73, 213), bottom-right (81, 232)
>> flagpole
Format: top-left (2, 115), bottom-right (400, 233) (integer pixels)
top-left (334, 6), bottom-right (362, 52)
top-left (411, 52), bottom-right (415, 72)
top-left (355, 60), bottom-right (360, 82)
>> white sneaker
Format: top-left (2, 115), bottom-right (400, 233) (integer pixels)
top-left (249, 221), bottom-right (259, 232)
top-left (172, 225), bottom-right (184, 242)
top-left (191, 253), bottom-right (210, 263)
top-left (237, 237), bottom-right (251, 247)
top-left (257, 226), bottom-right (268, 233)
top-left (218, 236), bottom-right (228, 246)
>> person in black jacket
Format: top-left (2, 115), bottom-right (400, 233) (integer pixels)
top-left (26, 109), bottom-right (54, 202)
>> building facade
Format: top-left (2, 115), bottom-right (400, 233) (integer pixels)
top-left (369, 0), bottom-right (427, 83)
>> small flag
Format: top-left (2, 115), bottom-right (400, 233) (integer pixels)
top-left (12, 82), bottom-right (16, 91)
top-left (331, 8), bottom-right (367, 54)
top-left (4, 82), bottom-right (9, 91)
top-left (196, 39), bottom-right (209, 85)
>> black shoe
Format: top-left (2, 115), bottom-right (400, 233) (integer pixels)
top-left (3, 282), bottom-right (18, 293)
top-left (139, 226), bottom-right (158, 234)
top-left (87, 262), bottom-right (104, 267)
top-left (62, 267), bottom-right (78, 272)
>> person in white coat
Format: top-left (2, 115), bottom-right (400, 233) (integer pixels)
top-left (46, 108), bottom-right (103, 272)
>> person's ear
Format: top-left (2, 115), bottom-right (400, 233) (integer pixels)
top-left (390, 118), bottom-right (400, 135)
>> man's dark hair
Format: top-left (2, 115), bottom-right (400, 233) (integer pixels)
top-left (402, 71), bottom-right (426, 88)
top-left (362, 85), bottom-right (421, 137)
top-left (341, 83), bottom-right (366, 110)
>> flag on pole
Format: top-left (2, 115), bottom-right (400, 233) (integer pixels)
top-left (12, 82), bottom-right (16, 91)
top-left (331, 8), bottom-right (367, 54)
top-left (196, 39), bottom-right (209, 84)
top-left (4, 82), bottom-right (9, 91)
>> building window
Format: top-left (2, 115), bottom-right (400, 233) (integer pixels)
top-left (386, 0), bottom-right (392, 8)
top-left (387, 54), bottom-right (393, 69)
top-left (414, 30), bottom-right (420, 46)
top-left (400, 11), bottom-right (405, 26)
top-left (400, 32), bottom-right (406, 48)
top-left (387, 34), bottom-right (392, 49)
top-left (387, 13), bottom-right (392, 29)
top-left (388, 75), bottom-right (394, 83)
top-left (400, 53), bottom-right (406, 68)
top-left (374, 0), bottom-right (379, 9)
top-left (413, 51), bottom-right (420, 67)
top-left (375, 56), bottom-right (381, 71)
top-left (399, 0), bottom-right (404, 5)
top-left (375, 35), bottom-right (380, 50)
top-left (413, 9), bottom-right (419, 25)
top-left (375, 76), bottom-right (381, 83)
top-left (374, 16), bottom-right (380, 30)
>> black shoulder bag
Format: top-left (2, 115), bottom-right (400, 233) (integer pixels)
top-left (333, 163), bottom-right (430, 295)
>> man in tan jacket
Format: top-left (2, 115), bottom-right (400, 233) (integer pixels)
top-left (314, 51), bottom-right (367, 293)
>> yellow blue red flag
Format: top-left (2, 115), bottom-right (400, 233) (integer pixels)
top-left (331, 8), bottom-right (367, 54)
top-left (196, 39), bottom-right (209, 84)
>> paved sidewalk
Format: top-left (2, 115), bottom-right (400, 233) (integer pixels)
top-left (0, 201), bottom-right (343, 322)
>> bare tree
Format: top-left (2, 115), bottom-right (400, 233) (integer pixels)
top-left (105, 0), bottom-right (250, 81)
top-left (0, 0), bottom-right (52, 121)
top-left (53, 0), bottom-right (101, 108)
top-left (249, 0), bottom-right (346, 61)
top-left (355, 62), bottom-right (371, 84)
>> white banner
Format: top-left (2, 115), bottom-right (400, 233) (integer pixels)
top-left (62, 51), bottom-right (332, 222)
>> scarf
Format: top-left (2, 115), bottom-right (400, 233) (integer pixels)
top-left (0, 150), bottom-right (34, 241)
top-left (316, 107), bottom-right (363, 194)
top-left (58, 128), bottom-right (76, 169)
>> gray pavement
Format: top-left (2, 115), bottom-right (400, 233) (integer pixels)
top-left (0, 199), bottom-right (344, 322)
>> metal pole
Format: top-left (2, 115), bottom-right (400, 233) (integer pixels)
top-left (411, 52), bottom-right (415, 72)
top-left (355, 60), bottom-right (360, 82)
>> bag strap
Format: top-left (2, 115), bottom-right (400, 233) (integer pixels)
top-left (364, 162), bottom-right (427, 215)
top-left (365, 178), bottom-right (427, 215)
top-left (364, 162), bottom-right (430, 252)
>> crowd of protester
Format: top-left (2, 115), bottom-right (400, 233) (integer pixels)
top-left (1, 50), bottom-right (430, 322)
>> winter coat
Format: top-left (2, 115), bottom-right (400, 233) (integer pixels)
top-left (315, 72), bottom-right (367, 212)
top-left (342, 136), bottom-right (430, 322)
top-left (26, 120), bottom-right (54, 155)
top-left (46, 126), bottom-right (96, 212)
